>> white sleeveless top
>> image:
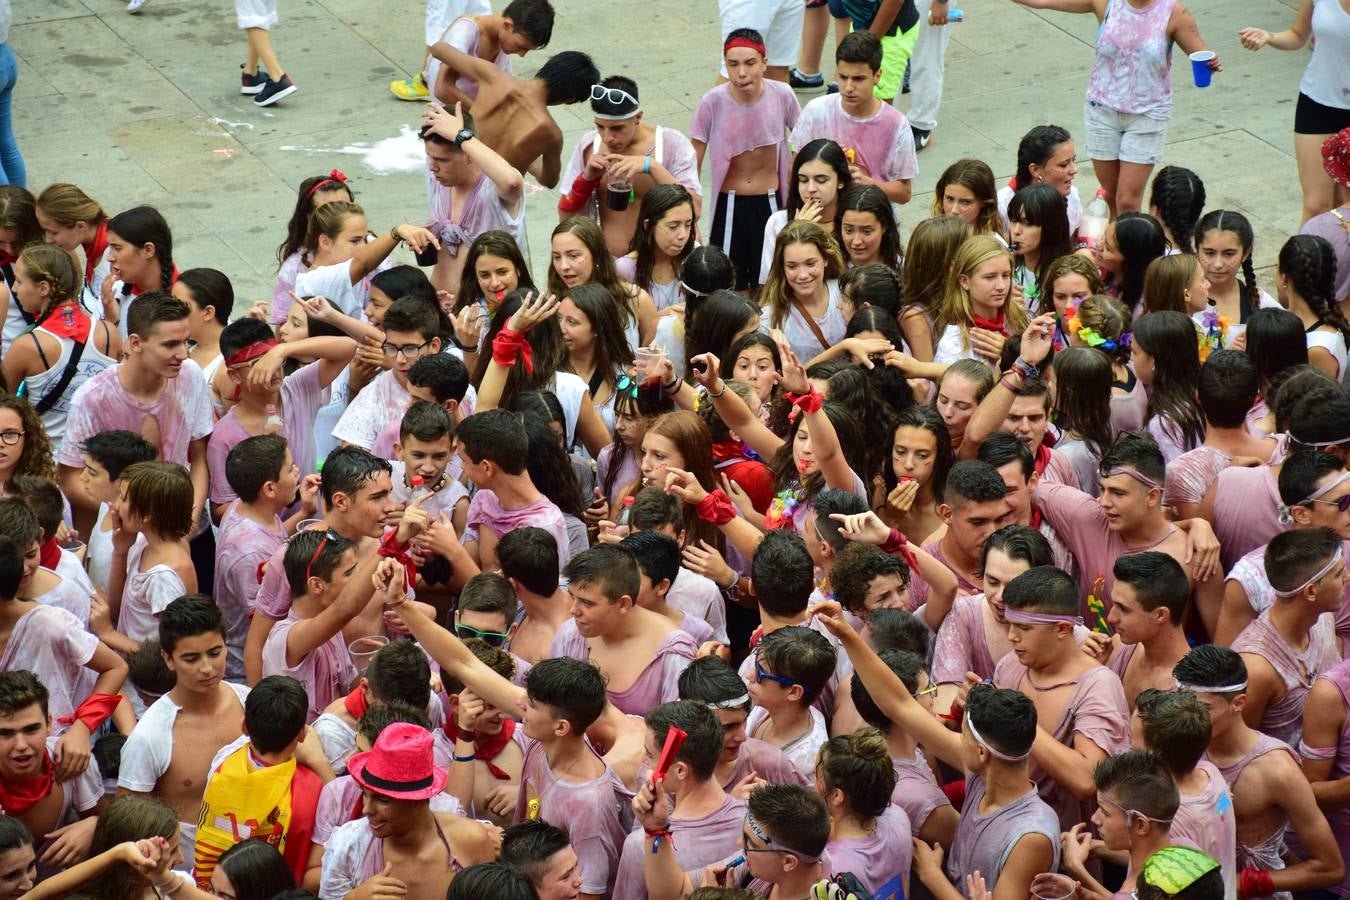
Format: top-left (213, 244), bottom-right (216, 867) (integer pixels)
top-left (22, 322), bottom-right (116, 451)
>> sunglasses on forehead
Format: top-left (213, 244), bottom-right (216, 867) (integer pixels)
top-left (305, 529), bottom-right (343, 582)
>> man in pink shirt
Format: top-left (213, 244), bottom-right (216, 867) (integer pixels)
top-left (215, 435), bottom-right (307, 681)
top-left (58, 292), bottom-right (213, 559)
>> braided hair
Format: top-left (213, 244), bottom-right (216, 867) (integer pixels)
top-left (1280, 234), bottom-right (1349, 343)
top-left (107, 206), bottom-right (174, 291)
top-left (1148, 166), bottom-right (1206, 254)
top-left (1195, 210), bottom-right (1260, 312)
top-left (1013, 125), bottom-right (1072, 191)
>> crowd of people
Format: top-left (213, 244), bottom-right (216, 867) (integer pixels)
top-left (0, 0), bottom-right (1347, 897)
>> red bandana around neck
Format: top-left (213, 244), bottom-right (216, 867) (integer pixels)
top-left (83, 220), bottom-right (109, 288)
top-left (444, 717), bottom-right (518, 779)
top-left (38, 538), bottom-right (61, 572)
top-left (0, 751), bottom-right (54, 815)
top-left (971, 312), bottom-right (1008, 336)
top-left (39, 301), bottom-right (92, 344)
top-left (342, 686), bottom-right (369, 720)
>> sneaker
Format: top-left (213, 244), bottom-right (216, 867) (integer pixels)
top-left (902, 61), bottom-right (912, 94)
top-left (126, 0), bottom-right (148, 12)
top-left (240, 64), bottom-right (268, 95)
top-left (254, 73), bottom-right (297, 107)
top-left (789, 67), bottom-right (825, 91)
top-left (390, 73), bottom-right (430, 101)
top-left (912, 127), bottom-right (933, 151)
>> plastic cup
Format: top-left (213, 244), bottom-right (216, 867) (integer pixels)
top-left (635, 346), bottom-right (664, 380)
top-left (63, 539), bottom-right (87, 562)
top-left (607, 181), bottom-right (632, 212)
top-left (414, 242), bottom-right (439, 266)
top-left (1189, 50), bottom-right (1215, 87)
top-left (1030, 874), bottom-right (1077, 900)
top-left (348, 636), bottom-right (389, 674)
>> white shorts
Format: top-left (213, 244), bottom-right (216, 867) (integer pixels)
top-left (235, 0), bottom-right (278, 30)
top-left (424, 0), bottom-right (491, 47)
top-left (718, 0), bottom-right (805, 70)
top-left (1083, 99), bottom-right (1168, 166)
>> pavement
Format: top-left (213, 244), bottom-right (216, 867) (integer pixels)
top-left (11, 0), bottom-right (1309, 302)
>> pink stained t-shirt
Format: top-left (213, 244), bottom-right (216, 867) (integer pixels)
top-left (904, 537), bottom-right (979, 614)
top-left (261, 613), bottom-right (359, 723)
top-left (946, 774), bottom-right (1062, 889)
top-left (465, 491), bottom-right (572, 574)
top-left (931, 593), bottom-right (1000, 685)
top-left (612, 795), bottom-right (747, 900)
top-left (515, 739), bottom-right (632, 897)
top-left (560, 127), bottom-right (703, 225)
top-left (745, 704), bottom-right (829, 782)
top-left (891, 749), bottom-right (953, 840)
top-left (207, 361), bottom-right (326, 505)
top-left (59, 359), bottom-right (215, 469)
top-left (1210, 733), bottom-right (1300, 899)
top-left (313, 774), bottom-right (462, 846)
top-left (429, 16), bottom-right (508, 104)
top-left (790, 95), bottom-right (918, 187)
top-left (689, 80), bottom-right (800, 200)
top-left (0, 604), bottom-right (98, 737)
top-left (723, 737), bottom-right (808, 791)
top-left (332, 369), bottom-right (412, 451)
top-left (120, 535), bottom-right (187, 643)
top-left (994, 655), bottom-right (1131, 832)
top-left (666, 568), bottom-right (728, 645)
top-left (1110, 374), bottom-right (1149, 437)
top-left (1305, 659), bottom-right (1350, 900)
top-left (1169, 759), bottom-right (1238, 899)
top-left (547, 617), bottom-right (696, 716)
top-left (1210, 464), bottom-right (1283, 572)
top-left (1232, 608), bottom-right (1340, 747)
top-left (824, 806), bottom-right (912, 900)
top-left (214, 503), bottom-right (287, 682)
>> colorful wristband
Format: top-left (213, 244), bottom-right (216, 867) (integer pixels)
top-left (696, 490), bottom-right (737, 526)
top-left (1239, 868), bottom-right (1274, 898)
top-left (491, 327), bottom-right (534, 375)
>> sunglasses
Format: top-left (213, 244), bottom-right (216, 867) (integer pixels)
top-left (591, 84), bottom-right (638, 107)
top-left (1308, 495), bottom-right (1350, 513)
top-left (455, 623), bottom-right (511, 647)
top-left (753, 653), bottom-right (802, 689)
top-left (915, 682), bottom-right (940, 698)
top-left (305, 529), bottom-right (342, 582)
top-left (615, 374), bottom-right (638, 398)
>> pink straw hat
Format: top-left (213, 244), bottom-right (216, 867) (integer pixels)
top-left (347, 722), bottom-right (447, 801)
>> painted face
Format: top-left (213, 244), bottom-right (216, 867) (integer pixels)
top-left (724, 47), bottom-right (765, 91)
top-left (891, 425), bottom-right (937, 485)
top-left (733, 345), bottom-right (777, 403)
top-left (982, 548), bottom-right (1031, 618)
top-left (960, 256), bottom-right (1012, 315)
top-left (1197, 229), bottom-right (1247, 287)
top-left (840, 210), bottom-right (884, 266)
top-left (613, 407), bottom-right (647, 449)
top-left (942, 183), bottom-right (982, 224)
top-left (557, 298), bottom-right (594, 354)
top-left (650, 204), bottom-right (695, 260)
top-left (551, 233), bottom-right (594, 288)
top-left (1051, 273), bottom-right (1093, 321)
top-left (640, 432), bottom-right (684, 487)
top-left (475, 253), bottom-right (520, 304)
top-left (165, 630), bottom-right (227, 694)
top-left (1032, 141), bottom-right (1077, 196)
top-left (796, 159), bottom-right (840, 208)
top-left (781, 241), bottom-right (825, 298)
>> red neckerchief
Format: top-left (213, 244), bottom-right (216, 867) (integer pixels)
top-left (711, 440), bottom-right (750, 464)
top-left (126, 265), bottom-right (180, 297)
top-left (971, 312), bottom-right (1008, 336)
top-left (342, 686), bottom-right (369, 720)
top-left (38, 538), bottom-right (61, 571)
top-left (38, 301), bottom-right (92, 344)
top-left (444, 718), bottom-right (517, 779)
top-left (0, 252), bottom-right (14, 267)
top-left (0, 751), bottom-right (54, 815)
top-left (1028, 445), bottom-right (1054, 528)
top-left (83, 220), bottom-right (109, 288)
top-left (748, 626), bottom-right (764, 650)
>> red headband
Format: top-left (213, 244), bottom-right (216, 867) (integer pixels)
top-left (306, 168), bottom-right (349, 199)
top-left (225, 339), bottom-right (277, 367)
top-left (724, 36), bottom-right (766, 57)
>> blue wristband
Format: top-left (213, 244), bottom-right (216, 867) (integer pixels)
top-left (643, 155), bottom-right (651, 174)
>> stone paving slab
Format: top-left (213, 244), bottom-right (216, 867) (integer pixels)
top-left (12, 0), bottom-right (1310, 302)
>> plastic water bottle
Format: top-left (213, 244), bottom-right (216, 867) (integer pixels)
top-left (948, 8), bottom-right (965, 20)
top-left (408, 475), bottom-right (432, 504)
top-left (263, 403), bottom-right (284, 435)
top-left (1078, 189), bottom-right (1109, 251)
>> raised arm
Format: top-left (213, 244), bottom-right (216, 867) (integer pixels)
top-left (388, 596), bottom-right (526, 715)
top-left (428, 41), bottom-right (500, 87)
top-left (423, 103), bottom-right (525, 215)
top-left (773, 337), bottom-right (854, 491)
top-left (959, 314), bottom-right (1054, 460)
top-left (689, 352), bottom-right (785, 461)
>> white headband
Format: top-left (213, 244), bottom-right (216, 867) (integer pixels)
top-left (1173, 679), bottom-right (1247, 694)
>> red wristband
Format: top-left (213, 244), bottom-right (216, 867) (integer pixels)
top-left (881, 528), bottom-right (920, 572)
top-left (491, 327), bottom-right (534, 375)
top-left (557, 172), bottom-right (601, 213)
top-left (696, 490), bottom-right (737, 526)
top-left (57, 693), bottom-right (122, 733)
top-left (378, 529), bottom-right (418, 591)
top-left (1239, 868), bottom-right (1274, 898)
top-left (784, 386), bottom-right (824, 415)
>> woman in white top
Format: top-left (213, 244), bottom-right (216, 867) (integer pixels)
top-left (270, 171), bottom-right (354, 325)
top-left (2, 245), bottom-right (118, 450)
top-left (1194, 210), bottom-right (1283, 343)
top-left (548, 216), bottom-right (656, 350)
top-left (996, 124), bottom-right (1083, 236)
top-left (758, 219), bottom-right (847, 365)
top-left (555, 283), bottom-right (634, 434)
top-left (35, 182), bottom-right (116, 327)
top-left (614, 184), bottom-right (697, 312)
top-left (175, 269), bottom-right (233, 419)
top-left (1278, 233), bottom-right (1350, 381)
top-left (759, 139), bottom-right (853, 286)
top-left (932, 236), bottom-right (1028, 367)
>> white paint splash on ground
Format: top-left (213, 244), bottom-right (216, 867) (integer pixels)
top-left (280, 124), bottom-right (427, 175)
top-left (209, 115), bottom-right (255, 131)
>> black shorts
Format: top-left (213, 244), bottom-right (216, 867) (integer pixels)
top-left (709, 190), bottom-right (779, 292)
top-left (1295, 92), bottom-right (1350, 135)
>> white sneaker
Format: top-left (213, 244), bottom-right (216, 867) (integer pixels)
top-left (127, 0), bottom-right (148, 13)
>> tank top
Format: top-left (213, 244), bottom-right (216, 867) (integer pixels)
top-left (21, 319), bottom-right (116, 448)
top-left (1087, 0), bottom-right (1177, 117)
top-left (1212, 734), bottom-right (1299, 900)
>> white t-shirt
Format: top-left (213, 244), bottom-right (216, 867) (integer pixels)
top-left (998, 183), bottom-right (1084, 235)
top-left (758, 281), bottom-right (846, 365)
top-left (293, 260), bottom-right (369, 320)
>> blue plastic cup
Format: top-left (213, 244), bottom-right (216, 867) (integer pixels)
top-left (1190, 50), bottom-right (1215, 87)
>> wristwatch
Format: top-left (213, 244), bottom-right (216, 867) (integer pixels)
top-left (452, 129), bottom-right (475, 148)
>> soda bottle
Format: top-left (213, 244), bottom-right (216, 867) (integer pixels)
top-left (408, 475), bottom-right (432, 504)
top-left (1077, 188), bottom-right (1109, 251)
top-left (263, 404), bottom-right (284, 435)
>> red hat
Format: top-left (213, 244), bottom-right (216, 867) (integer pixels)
top-left (347, 723), bottom-right (447, 801)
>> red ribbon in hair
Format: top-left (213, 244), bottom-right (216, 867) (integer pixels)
top-left (723, 36), bottom-right (766, 57)
top-left (971, 312), bottom-right (1008, 337)
top-left (444, 718), bottom-right (518, 780)
top-left (57, 693), bottom-right (122, 733)
top-left (306, 169), bottom-right (349, 200)
top-left (225, 338), bottom-right (278, 367)
top-left (492, 327), bottom-right (533, 375)
top-left (0, 751), bottom-right (54, 815)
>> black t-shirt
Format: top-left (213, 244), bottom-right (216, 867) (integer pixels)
top-left (841, 0), bottom-right (921, 37)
